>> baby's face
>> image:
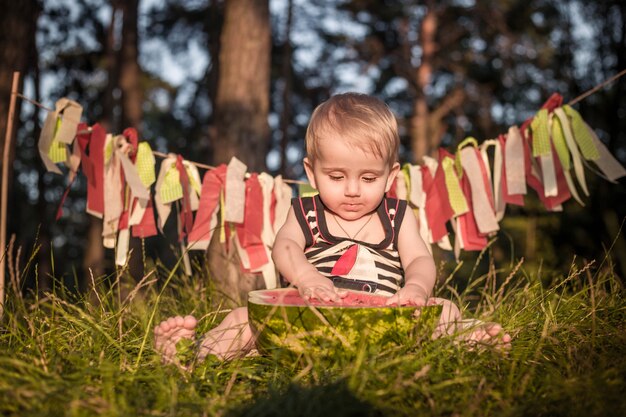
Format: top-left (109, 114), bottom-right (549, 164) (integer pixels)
top-left (304, 138), bottom-right (399, 221)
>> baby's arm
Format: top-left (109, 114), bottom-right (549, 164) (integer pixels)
top-left (272, 207), bottom-right (346, 302)
top-left (385, 208), bottom-right (436, 306)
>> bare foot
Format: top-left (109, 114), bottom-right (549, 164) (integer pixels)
top-left (458, 319), bottom-right (512, 350)
top-left (154, 315), bottom-right (198, 363)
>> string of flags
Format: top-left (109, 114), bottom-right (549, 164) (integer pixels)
top-left (35, 92), bottom-right (625, 288)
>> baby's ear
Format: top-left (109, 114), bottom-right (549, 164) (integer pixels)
top-left (303, 157), bottom-right (318, 189)
top-left (385, 162), bottom-right (401, 192)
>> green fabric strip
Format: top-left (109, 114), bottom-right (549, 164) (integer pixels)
top-left (48, 118), bottom-right (67, 163)
top-left (135, 142), bottom-right (156, 187)
top-left (550, 113), bottom-right (571, 170)
top-left (105, 136), bottom-right (114, 163)
top-left (563, 105), bottom-right (600, 161)
top-left (160, 164), bottom-right (183, 203)
top-left (402, 163), bottom-right (412, 196)
top-left (442, 156), bottom-right (468, 216)
top-left (531, 109), bottom-right (551, 157)
top-left (48, 141), bottom-right (67, 163)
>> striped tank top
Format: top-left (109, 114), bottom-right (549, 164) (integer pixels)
top-left (292, 195), bottom-right (407, 296)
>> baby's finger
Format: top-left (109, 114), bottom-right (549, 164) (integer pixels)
top-left (301, 288), bottom-right (313, 300)
top-left (302, 286), bottom-right (333, 302)
top-left (335, 288), bottom-right (349, 298)
top-left (317, 287), bottom-right (341, 302)
top-left (385, 294), bottom-right (400, 306)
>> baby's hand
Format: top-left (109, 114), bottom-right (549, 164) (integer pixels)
top-left (385, 283), bottom-right (429, 306)
top-left (296, 274), bottom-right (347, 303)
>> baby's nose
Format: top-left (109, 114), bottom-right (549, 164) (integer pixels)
top-left (344, 179), bottom-right (360, 196)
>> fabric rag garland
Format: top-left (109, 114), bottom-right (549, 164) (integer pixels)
top-left (37, 93), bottom-right (626, 282)
top-left (393, 93), bottom-right (625, 256)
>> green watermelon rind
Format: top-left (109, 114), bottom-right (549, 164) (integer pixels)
top-left (247, 289), bottom-right (443, 357)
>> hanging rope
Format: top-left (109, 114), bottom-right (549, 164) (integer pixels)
top-left (12, 68), bottom-right (626, 183)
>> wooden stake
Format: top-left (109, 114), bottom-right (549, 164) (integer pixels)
top-left (1, 71), bottom-right (20, 318)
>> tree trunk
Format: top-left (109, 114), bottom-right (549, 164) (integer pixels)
top-left (279, 0), bottom-right (294, 177)
top-left (0, 1), bottom-right (38, 207)
top-left (213, 0), bottom-right (271, 173)
top-left (410, 5), bottom-right (437, 162)
top-left (0, 1), bottom-right (39, 299)
top-left (118, 0), bottom-right (145, 283)
top-left (119, 0), bottom-right (142, 131)
top-left (209, 0), bottom-right (271, 303)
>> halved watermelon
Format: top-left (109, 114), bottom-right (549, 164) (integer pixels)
top-left (247, 288), bottom-right (442, 358)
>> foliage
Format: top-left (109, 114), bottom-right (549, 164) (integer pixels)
top-left (1, 247), bottom-right (625, 417)
top-left (2, 0), bottom-right (625, 287)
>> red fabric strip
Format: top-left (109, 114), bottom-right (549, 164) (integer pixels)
top-left (76, 123), bottom-right (106, 216)
top-left (187, 164), bottom-right (227, 244)
top-left (424, 149), bottom-right (454, 242)
top-left (235, 173), bottom-right (268, 270)
top-left (132, 200), bottom-right (157, 238)
top-left (458, 174), bottom-right (487, 251)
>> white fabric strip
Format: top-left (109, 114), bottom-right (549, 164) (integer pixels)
top-left (38, 101), bottom-right (66, 174)
top-left (408, 165), bottom-right (431, 250)
top-left (257, 172), bottom-right (278, 289)
top-left (54, 98), bottom-right (83, 144)
top-left (67, 141), bottom-right (82, 182)
top-left (115, 228), bottom-right (130, 267)
top-left (129, 198), bottom-right (150, 226)
top-left (459, 147), bottom-right (500, 234)
top-left (183, 161), bottom-right (202, 211)
top-left (539, 153), bottom-right (558, 197)
top-left (224, 156), bottom-right (247, 223)
top-left (408, 165), bottom-right (422, 208)
top-left (585, 122), bottom-right (626, 182)
top-left (422, 155), bottom-right (438, 178)
top-left (106, 134), bottom-right (152, 265)
top-left (504, 126), bottom-right (527, 195)
top-left (258, 173), bottom-right (275, 250)
top-left (116, 143), bottom-right (149, 201)
top-left (103, 134), bottom-right (122, 249)
top-left (480, 139), bottom-right (505, 221)
top-left (272, 175), bottom-right (293, 233)
top-left (562, 168), bottom-right (584, 206)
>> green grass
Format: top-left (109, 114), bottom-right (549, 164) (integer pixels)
top-left (1, 251), bottom-right (625, 416)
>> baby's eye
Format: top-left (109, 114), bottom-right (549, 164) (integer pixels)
top-left (362, 177), bottom-right (377, 183)
top-left (329, 175), bottom-right (344, 181)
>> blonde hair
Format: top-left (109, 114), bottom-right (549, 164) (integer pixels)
top-left (305, 93), bottom-right (400, 166)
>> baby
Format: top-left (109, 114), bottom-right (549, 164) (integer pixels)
top-left (154, 93), bottom-right (511, 362)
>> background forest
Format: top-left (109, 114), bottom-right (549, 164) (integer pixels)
top-left (1, 1), bottom-right (626, 416)
top-left (1, 0), bottom-right (625, 294)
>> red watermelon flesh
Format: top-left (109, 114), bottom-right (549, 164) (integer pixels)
top-left (249, 288), bottom-right (389, 307)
